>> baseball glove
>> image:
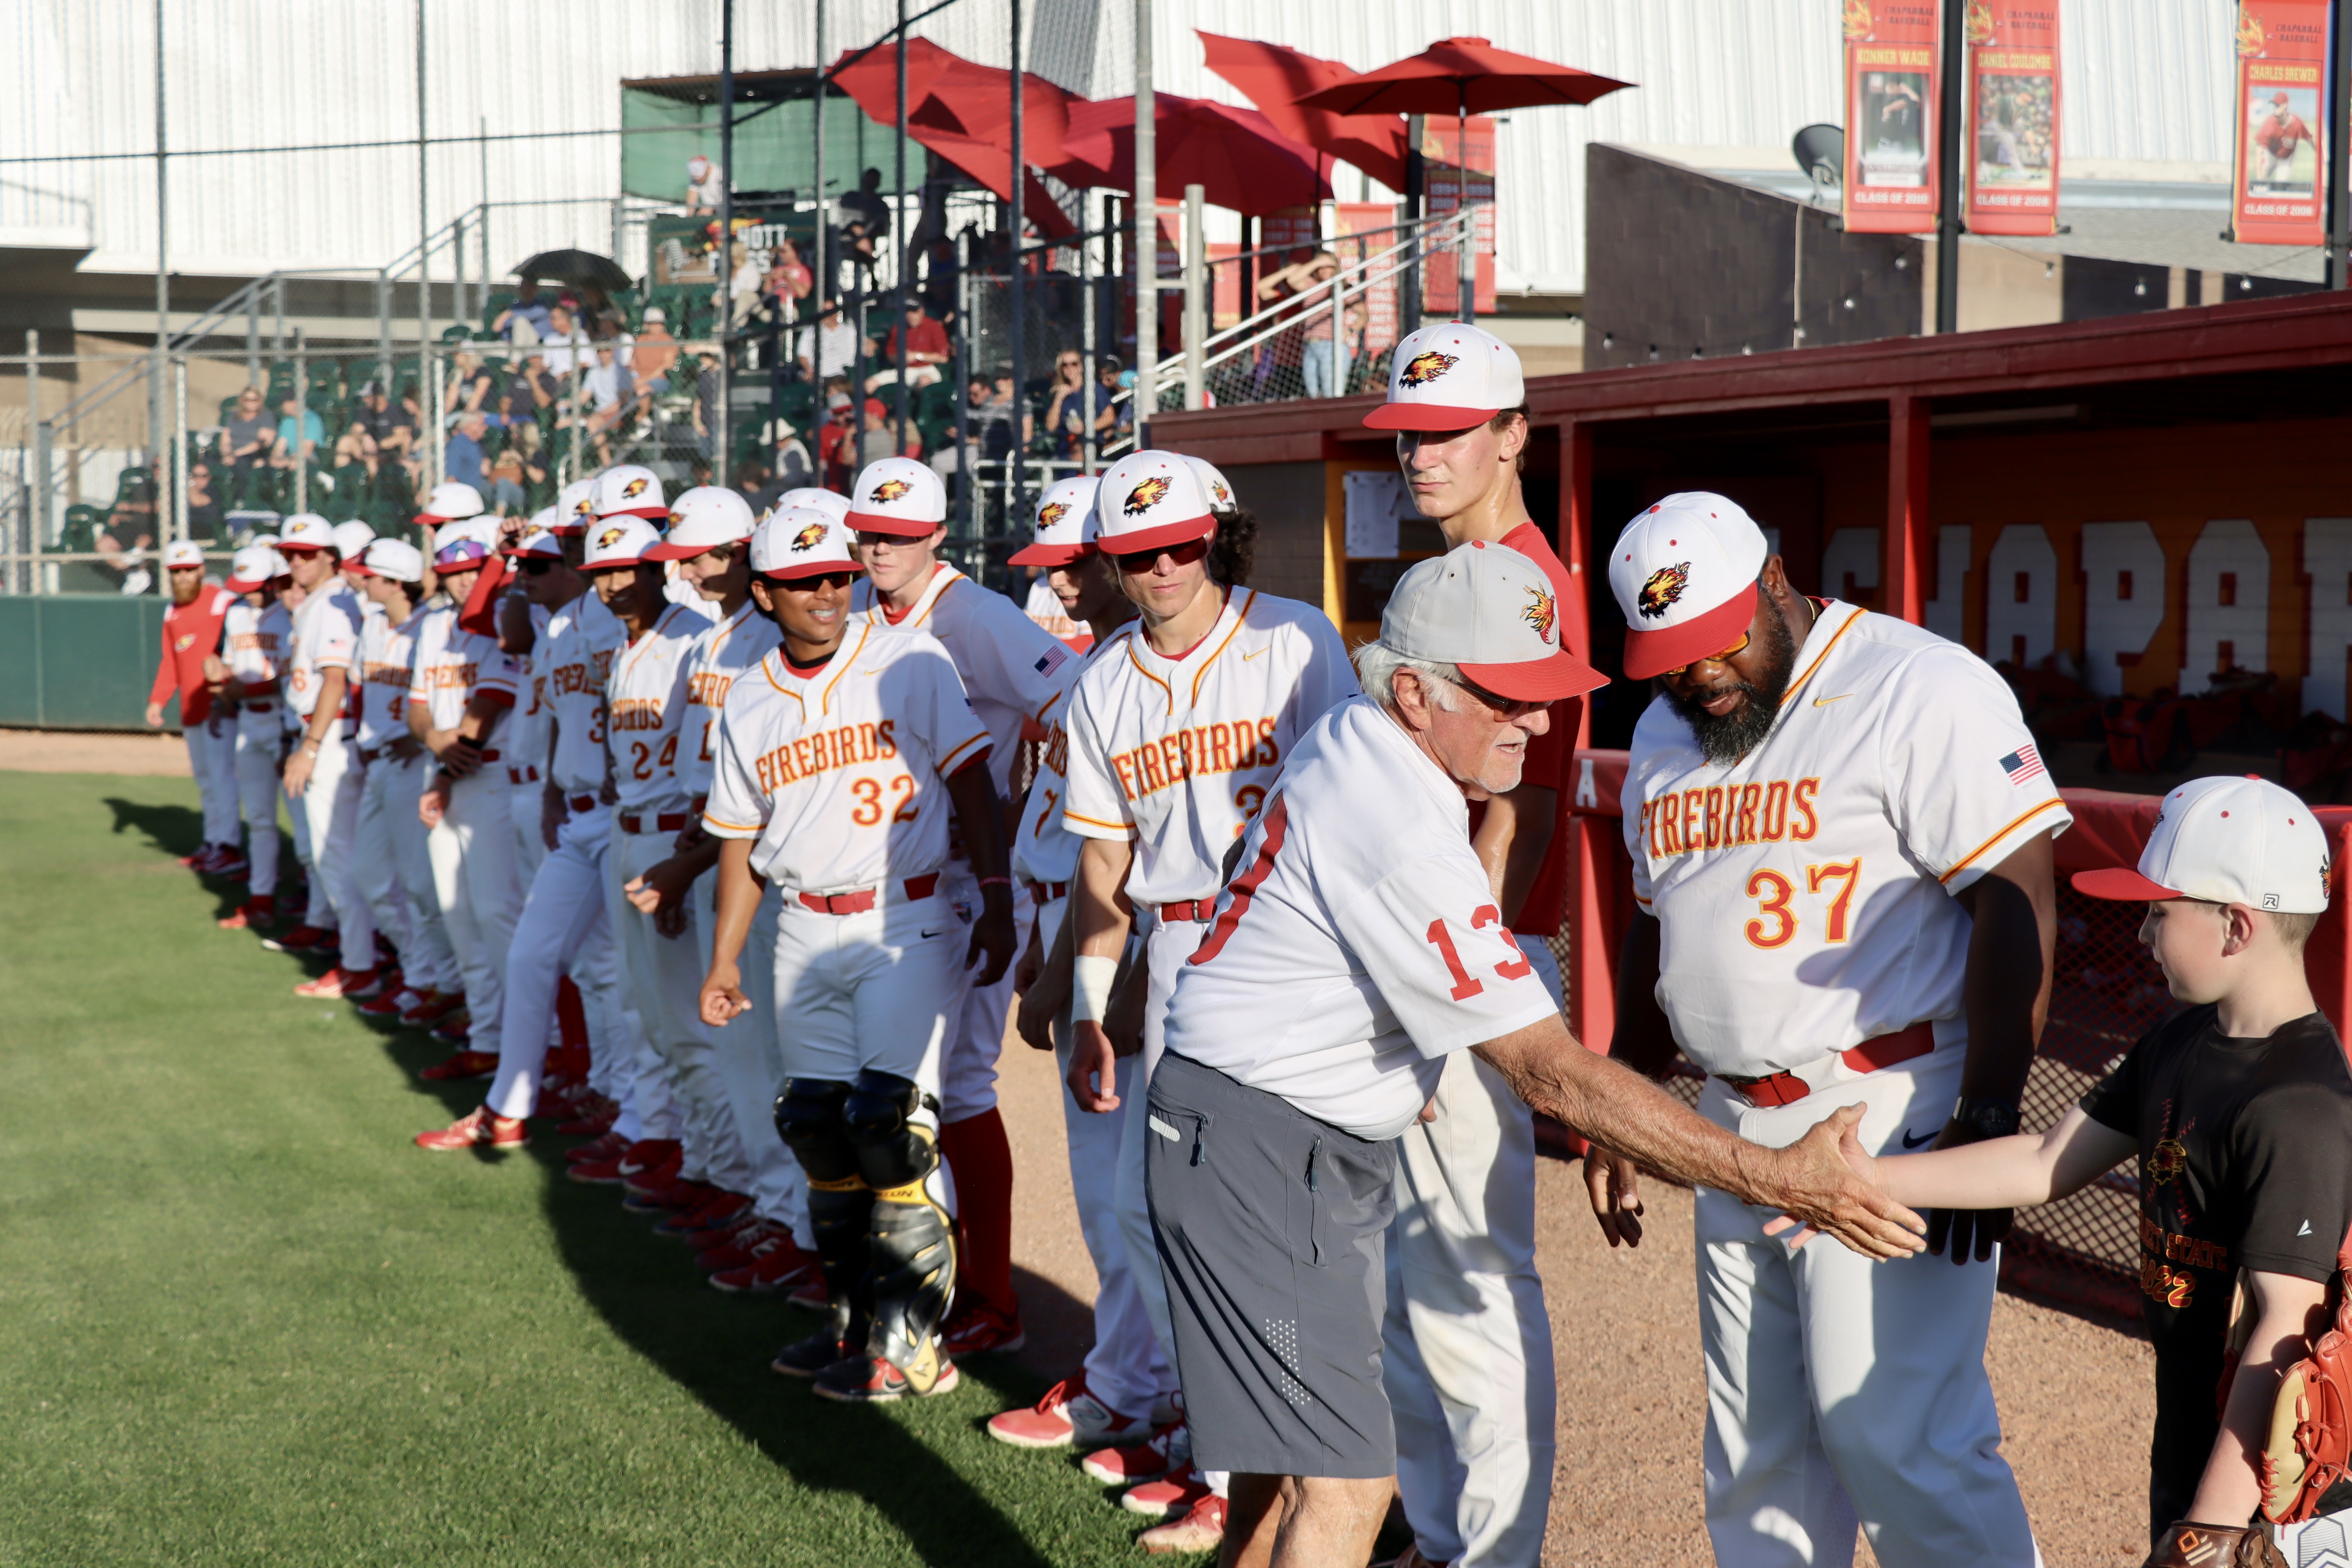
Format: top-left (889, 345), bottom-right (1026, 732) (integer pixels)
top-left (2261, 1249), bottom-right (2352, 1524)
top-left (2143, 1521), bottom-right (2286, 1568)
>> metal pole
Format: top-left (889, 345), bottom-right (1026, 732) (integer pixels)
top-left (273, 275), bottom-right (285, 354)
top-left (2331, 0), bottom-right (2351, 289)
top-left (246, 293), bottom-right (258, 385)
top-left (893, 0), bottom-right (909, 453)
top-left (458, 212), bottom-right (470, 337)
top-left (1080, 193), bottom-right (1097, 472)
top-left (171, 353), bottom-right (187, 544)
top-left (1009, 0), bottom-right (1025, 519)
top-left (417, 0), bottom-right (431, 397)
top-left (1934, 0), bottom-right (1963, 333)
top-left (1402, 114), bottom-right (1423, 338)
top-left (428, 338), bottom-right (442, 492)
top-left (152, 0), bottom-right (168, 487)
top-left (718, 0), bottom-right (734, 488)
top-left (1455, 88), bottom-right (1475, 325)
top-left (376, 271), bottom-right (391, 400)
top-left (294, 328), bottom-right (308, 515)
top-left (479, 118), bottom-right (491, 323)
top-left (812, 0), bottom-right (828, 342)
top-left (24, 326), bottom-right (38, 589)
top-left (1133, 0), bottom-right (1155, 449)
top-left (956, 237), bottom-right (972, 539)
top-left (1182, 182), bottom-right (1204, 409)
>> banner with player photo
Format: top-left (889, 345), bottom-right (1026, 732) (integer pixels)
top-left (1841, 0), bottom-right (1941, 233)
top-left (2230, 0), bottom-right (2328, 246)
top-left (1964, 0), bottom-right (2061, 236)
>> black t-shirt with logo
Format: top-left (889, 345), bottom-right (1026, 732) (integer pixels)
top-left (2080, 1004), bottom-right (2352, 1520)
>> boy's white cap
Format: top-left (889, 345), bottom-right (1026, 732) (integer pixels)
top-left (161, 539), bottom-right (207, 570)
top-left (777, 486), bottom-right (851, 524)
top-left (1008, 475), bottom-right (1103, 567)
top-left (552, 478), bottom-right (598, 535)
top-left (591, 463), bottom-right (666, 520)
top-left (648, 486), bottom-right (757, 561)
top-left (751, 506), bottom-right (862, 581)
top-left (582, 518), bottom-right (661, 572)
top-left (277, 513), bottom-right (338, 554)
top-left (1180, 454), bottom-right (1237, 512)
top-left (432, 516), bottom-right (494, 556)
top-left (1381, 539), bottom-right (1608, 704)
top-left (331, 521), bottom-right (376, 565)
top-left (1609, 492), bottom-right (1770, 681)
top-left (416, 481), bottom-right (485, 524)
top-left (846, 456), bottom-right (946, 537)
top-left (224, 546), bottom-right (280, 590)
top-left (363, 538), bottom-right (426, 584)
top-left (1094, 450), bottom-right (1214, 557)
top-left (502, 508), bottom-right (564, 559)
top-left (1363, 321), bottom-right (1525, 432)
top-left (2076, 775), bottom-right (2332, 914)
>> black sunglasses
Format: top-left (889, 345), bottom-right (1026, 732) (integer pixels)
top-left (519, 557), bottom-right (557, 576)
top-left (1112, 537), bottom-right (1209, 575)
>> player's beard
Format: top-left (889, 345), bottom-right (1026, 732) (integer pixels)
top-left (1663, 606), bottom-right (1799, 766)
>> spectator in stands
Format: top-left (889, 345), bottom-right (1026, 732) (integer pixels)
top-left (1042, 352), bottom-right (1086, 459)
top-left (492, 279), bottom-right (554, 346)
top-left (485, 438), bottom-right (540, 516)
top-left (446, 348), bottom-right (497, 422)
top-left (397, 385), bottom-right (428, 483)
top-left (96, 501), bottom-right (155, 595)
top-left (817, 388), bottom-right (858, 489)
top-left (222, 387), bottom-right (276, 503)
top-left (690, 349), bottom-right (721, 460)
top-left (837, 218), bottom-right (881, 292)
top-left (443, 412), bottom-right (492, 496)
top-left (726, 239), bottom-right (764, 329)
top-left (964, 372), bottom-right (1015, 462)
top-left (768, 238), bottom-right (814, 325)
top-left (500, 354), bottom-right (558, 426)
top-left (870, 298), bottom-right (950, 390)
top-left (793, 298), bottom-right (856, 384)
top-left (333, 420), bottom-right (379, 481)
top-left (581, 343), bottom-right (633, 434)
top-left (1090, 355), bottom-right (1131, 446)
top-left (184, 462), bottom-right (224, 545)
top-left (685, 153), bottom-right (726, 215)
top-left (358, 382), bottom-right (415, 464)
top-left (856, 395), bottom-right (918, 466)
top-left (733, 454), bottom-right (778, 514)
top-left (631, 309), bottom-right (679, 403)
top-left (838, 166), bottom-right (890, 233)
top-left (541, 304), bottom-right (586, 377)
top-left (271, 393), bottom-right (325, 473)
top-left (769, 417), bottom-right (814, 491)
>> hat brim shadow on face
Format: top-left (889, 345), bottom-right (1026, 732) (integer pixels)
top-left (1101, 515), bottom-right (1215, 559)
top-left (1619, 585), bottom-right (1760, 682)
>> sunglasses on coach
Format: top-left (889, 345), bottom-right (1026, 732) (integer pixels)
top-left (1661, 628), bottom-right (1752, 679)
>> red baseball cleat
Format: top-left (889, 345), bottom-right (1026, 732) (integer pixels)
top-left (656, 1190), bottom-right (751, 1238)
top-left (342, 967), bottom-right (399, 1001)
top-left (1120, 1460), bottom-right (1212, 1521)
top-left (986, 1372), bottom-right (1144, 1451)
top-left (939, 1299), bottom-right (1026, 1357)
top-left (398, 989), bottom-right (462, 1028)
top-left (564, 1130), bottom-right (629, 1166)
top-left (567, 1156), bottom-right (629, 1185)
top-left (1084, 1421), bottom-right (1191, 1488)
top-left (428, 1013), bottom-right (471, 1046)
top-left (356, 986), bottom-right (420, 1019)
top-left (293, 966), bottom-right (378, 999)
top-left (812, 1349), bottom-right (960, 1404)
top-left (709, 1231), bottom-right (819, 1294)
top-left (413, 1106), bottom-right (528, 1152)
top-left (218, 897), bottom-right (273, 930)
top-left (418, 1050), bottom-right (499, 1082)
top-left (264, 924), bottom-right (337, 955)
top-left (615, 1138), bottom-right (681, 1178)
top-left (694, 1219), bottom-right (782, 1272)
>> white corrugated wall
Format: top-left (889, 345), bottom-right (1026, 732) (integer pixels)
top-left (18, 0), bottom-right (2247, 295)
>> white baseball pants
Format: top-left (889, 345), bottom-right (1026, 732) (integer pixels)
top-left (767, 882), bottom-right (956, 1088)
top-left (375, 754), bottom-right (457, 997)
top-left (939, 863), bottom-right (1017, 1121)
top-left (286, 723), bottom-right (315, 889)
top-left (612, 825), bottom-right (738, 1183)
top-left (231, 720), bottom-right (284, 896)
top-left (186, 715), bottom-right (241, 847)
top-left (295, 733), bottom-right (374, 974)
top-left (353, 757), bottom-right (417, 977)
top-left (511, 784), bottom-right (550, 880)
top-left (1694, 1040), bottom-right (2040, 1568)
top-left (427, 769), bottom-right (519, 1057)
top-left (488, 806), bottom-right (622, 1122)
top-left (693, 867), bottom-right (805, 1234)
top-left (1383, 941), bottom-right (1561, 1568)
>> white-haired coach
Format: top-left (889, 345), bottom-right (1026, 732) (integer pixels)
top-left (1144, 540), bottom-right (1928, 1567)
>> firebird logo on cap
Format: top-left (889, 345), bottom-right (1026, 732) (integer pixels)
top-left (622, 477), bottom-right (649, 499)
top-left (789, 521), bottom-right (828, 553)
top-left (1522, 587), bottom-right (1557, 646)
top-left (1637, 562), bottom-right (1690, 620)
top-left (1036, 501), bottom-right (1069, 532)
top-left (1209, 480), bottom-right (1231, 505)
top-left (571, 496), bottom-right (595, 518)
top-left (597, 526), bottom-right (627, 550)
top-left (1399, 351), bottom-right (1457, 387)
top-left (870, 478), bottom-right (913, 504)
top-left (1123, 477), bottom-right (1172, 516)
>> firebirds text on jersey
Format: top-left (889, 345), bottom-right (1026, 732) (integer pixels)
top-left (1637, 776), bottom-right (1824, 860)
top-left (751, 720), bottom-right (901, 794)
top-left (1108, 717), bottom-right (1280, 803)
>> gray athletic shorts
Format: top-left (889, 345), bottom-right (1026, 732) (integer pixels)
top-left (1145, 1051), bottom-right (1398, 1478)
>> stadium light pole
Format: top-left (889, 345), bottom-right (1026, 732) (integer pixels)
top-left (1934, 0), bottom-right (1963, 334)
top-left (1010, 0), bottom-right (1025, 527)
top-left (1133, 0), bottom-right (1154, 451)
top-left (718, 0), bottom-right (734, 489)
top-left (152, 0), bottom-right (167, 488)
top-left (895, 0), bottom-right (909, 454)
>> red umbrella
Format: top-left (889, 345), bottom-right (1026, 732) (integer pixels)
top-left (906, 126), bottom-right (1078, 239)
top-left (827, 36), bottom-right (961, 131)
top-left (827, 39), bottom-right (1081, 238)
top-left (1196, 31), bottom-right (1408, 193)
top-left (915, 55), bottom-right (1077, 169)
top-left (1052, 93), bottom-right (1332, 216)
top-left (1292, 35), bottom-right (1633, 119)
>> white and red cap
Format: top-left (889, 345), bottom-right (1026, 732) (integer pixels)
top-left (332, 520), bottom-right (376, 562)
top-left (777, 487), bottom-right (851, 525)
top-left (502, 508), bottom-right (563, 558)
top-left (582, 518), bottom-right (662, 572)
top-left (1008, 475), bottom-right (1103, 567)
top-left (591, 463), bottom-right (666, 521)
top-left (1180, 454), bottom-right (1237, 512)
top-left (432, 517), bottom-right (494, 558)
top-left (224, 546), bottom-right (281, 591)
top-left (1093, 450), bottom-right (1215, 558)
top-left (162, 539), bottom-right (207, 570)
top-left (363, 538), bottom-right (426, 584)
top-left (846, 457), bottom-right (946, 538)
top-left (648, 486), bottom-right (757, 561)
top-left (1363, 322), bottom-right (1525, 432)
top-left (2076, 775), bottom-right (2332, 914)
top-left (551, 479), bottom-right (597, 535)
top-left (277, 514), bottom-right (338, 554)
top-left (1381, 539), bottom-right (1607, 704)
top-left (1608, 492), bottom-right (1769, 681)
top-left (751, 506), bottom-right (862, 582)
top-left (416, 481), bottom-right (485, 525)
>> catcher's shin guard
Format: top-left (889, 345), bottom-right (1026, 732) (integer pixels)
top-left (777, 1079), bottom-right (872, 1347)
top-left (844, 1071), bottom-right (957, 1392)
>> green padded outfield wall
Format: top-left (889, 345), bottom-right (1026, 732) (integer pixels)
top-left (0, 596), bottom-right (176, 731)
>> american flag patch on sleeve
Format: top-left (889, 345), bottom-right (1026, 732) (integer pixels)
top-left (1999, 744), bottom-right (2045, 785)
top-left (1034, 644), bottom-right (1070, 677)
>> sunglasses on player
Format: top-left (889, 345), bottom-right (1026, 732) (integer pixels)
top-left (766, 569), bottom-right (858, 591)
top-left (1661, 627), bottom-right (1753, 679)
top-left (518, 557), bottom-right (557, 576)
top-left (1112, 537), bottom-right (1210, 575)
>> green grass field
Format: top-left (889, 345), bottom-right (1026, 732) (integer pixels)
top-left (0, 770), bottom-right (1191, 1566)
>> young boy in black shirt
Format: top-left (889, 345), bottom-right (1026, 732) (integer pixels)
top-left (1804, 775), bottom-right (2352, 1568)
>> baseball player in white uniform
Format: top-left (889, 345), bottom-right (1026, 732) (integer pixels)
top-left (411, 524), bottom-right (528, 1075)
top-left (1595, 493), bottom-right (2064, 1568)
top-left (698, 507), bottom-right (1016, 1402)
top-left (275, 514), bottom-right (381, 995)
top-left (847, 455), bottom-right (1078, 1356)
top-left (1056, 451), bottom-right (1358, 1543)
top-left (211, 545), bottom-right (291, 931)
top-left (986, 477), bottom-right (1179, 1456)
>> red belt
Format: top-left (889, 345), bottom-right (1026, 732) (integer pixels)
top-left (568, 794), bottom-right (599, 814)
top-left (1029, 881), bottom-right (1070, 905)
top-left (476, 748), bottom-right (501, 763)
top-left (508, 764), bottom-right (540, 785)
top-left (799, 873), bottom-right (940, 916)
top-left (1157, 898), bottom-right (1217, 923)
top-left (1719, 1022), bottom-right (1937, 1108)
top-left (358, 745), bottom-right (382, 764)
top-left (618, 811), bottom-right (688, 834)
top-left (245, 701), bottom-right (277, 713)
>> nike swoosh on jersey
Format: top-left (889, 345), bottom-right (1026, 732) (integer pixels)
top-left (1900, 1127), bottom-right (1937, 1149)
top-left (1812, 693), bottom-right (1854, 707)
top-left (1241, 646), bottom-right (1270, 661)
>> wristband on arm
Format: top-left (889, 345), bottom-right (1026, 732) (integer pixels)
top-left (1071, 954), bottom-right (1119, 1024)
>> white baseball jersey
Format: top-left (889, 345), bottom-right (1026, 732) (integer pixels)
top-left (1622, 601), bottom-right (2072, 1080)
top-left (854, 562), bottom-right (1076, 793)
top-left (1060, 586), bottom-right (1358, 906)
top-left (221, 599), bottom-right (286, 740)
top-left (285, 581), bottom-right (365, 723)
top-left (676, 600), bottom-right (782, 805)
top-left (605, 602), bottom-right (707, 814)
top-left (356, 604), bottom-right (431, 752)
top-left (1011, 635), bottom-right (1120, 889)
top-left (704, 622), bottom-right (990, 892)
top-left (665, 571), bottom-right (720, 623)
top-left (1163, 697), bottom-right (1558, 1141)
top-left (545, 592), bottom-right (624, 795)
top-left (502, 604), bottom-right (557, 776)
top-left (406, 605), bottom-right (524, 734)
top-left (1023, 575), bottom-right (1089, 650)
